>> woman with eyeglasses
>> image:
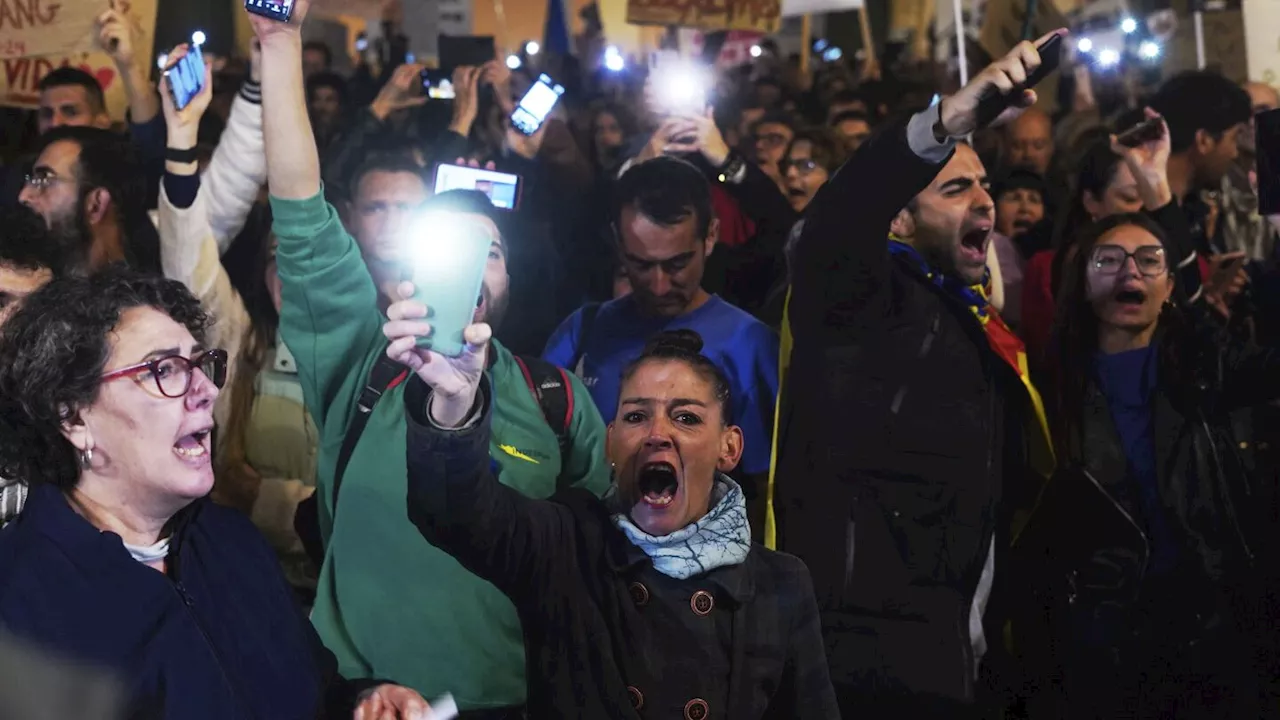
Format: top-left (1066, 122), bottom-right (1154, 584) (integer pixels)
top-left (1010, 212), bottom-right (1276, 718)
top-left (0, 268), bottom-right (432, 719)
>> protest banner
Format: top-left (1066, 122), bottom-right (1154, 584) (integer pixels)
top-left (626, 0), bottom-right (781, 33)
top-left (0, 0), bottom-right (156, 121)
top-left (0, 0), bottom-right (104, 60)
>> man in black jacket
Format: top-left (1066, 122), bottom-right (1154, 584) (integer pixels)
top-left (771, 35), bottom-right (1060, 717)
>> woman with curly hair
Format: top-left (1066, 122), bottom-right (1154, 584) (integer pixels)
top-left (0, 267), bottom-right (429, 719)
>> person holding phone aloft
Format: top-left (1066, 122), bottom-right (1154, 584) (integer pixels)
top-left (251, 1), bottom-right (613, 714)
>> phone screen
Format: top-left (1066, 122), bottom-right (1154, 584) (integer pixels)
top-left (1256, 109), bottom-right (1280, 215)
top-left (434, 164), bottom-right (522, 210)
top-left (404, 215), bottom-right (494, 358)
top-left (245, 0), bottom-right (294, 22)
top-left (511, 74), bottom-right (564, 136)
top-left (420, 69), bottom-right (456, 100)
top-left (165, 44), bottom-right (206, 111)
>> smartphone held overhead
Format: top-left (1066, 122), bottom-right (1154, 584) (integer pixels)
top-left (1116, 117), bottom-right (1164, 148)
top-left (434, 165), bottom-right (522, 210)
top-left (403, 214), bottom-right (495, 358)
top-left (511, 74), bottom-right (565, 136)
top-left (166, 40), bottom-right (207, 111)
top-left (245, 0), bottom-right (295, 22)
top-left (973, 32), bottom-right (1065, 128)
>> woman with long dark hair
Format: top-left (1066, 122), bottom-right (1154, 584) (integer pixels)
top-left (1013, 210), bottom-right (1276, 717)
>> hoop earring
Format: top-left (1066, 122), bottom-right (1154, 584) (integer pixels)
top-left (78, 447), bottom-right (94, 470)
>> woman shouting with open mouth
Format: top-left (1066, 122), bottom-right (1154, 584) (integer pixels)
top-left (383, 280), bottom-right (838, 719)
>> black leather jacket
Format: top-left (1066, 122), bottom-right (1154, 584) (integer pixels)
top-left (1011, 318), bottom-right (1280, 714)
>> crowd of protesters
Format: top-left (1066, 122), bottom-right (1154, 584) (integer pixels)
top-left (1, 0), bottom-right (1280, 718)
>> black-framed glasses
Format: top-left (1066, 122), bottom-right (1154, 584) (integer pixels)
top-left (1091, 245), bottom-right (1167, 277)
top-left (101, 349), bottom-right (228, 398)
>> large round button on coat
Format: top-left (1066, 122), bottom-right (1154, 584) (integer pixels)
top-left (627, 686), bottom-right (644, 710)
top-left (629, 582), bottom-right (650, 607)
top-left (684, 698), bottom-right (709, 720)
top-left (690, 590), bottom-right (714, 616)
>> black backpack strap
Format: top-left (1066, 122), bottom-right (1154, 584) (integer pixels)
top-left (513, 355), bottom-right (576, 491)
top-left (568, 302), bottom-right (602, 374)
top-left (296, 353), bottom-right (407, 567)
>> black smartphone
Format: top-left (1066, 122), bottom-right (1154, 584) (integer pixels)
top-left (1256, 108), bottom-right (1280, 215)
top-left (1116, 117), bottom-right (1165, 148)
top-left (510, 73), bottom-right (564, 136)
top-left (421, 68), bottom-right (455, 100)
top-left (974, 33), bottom-right (1064, 128)
top-left (165, 43), bottom-right (206, 111)
top-left (438, 35), bottom-right (496, 74)
top-left (244, 0), bottom-right (295, 23)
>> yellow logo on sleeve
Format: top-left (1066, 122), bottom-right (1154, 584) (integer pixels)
top-left (498, 444), bottom-right (540, 464)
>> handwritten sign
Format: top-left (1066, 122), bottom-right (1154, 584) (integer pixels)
top-left (0, 0), bottom-right (107, 60)
top-left (0, 0), bottom-right (154, 121)
top-left (979, 0), bottom-right (1068, 60)
top-left (626, 0), bottom-right (782, 33)
top-left (1242, 0), bottom-right (1280, 85)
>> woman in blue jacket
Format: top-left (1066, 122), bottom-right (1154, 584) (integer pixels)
top-left (0, 268), bottom-right (431, 720)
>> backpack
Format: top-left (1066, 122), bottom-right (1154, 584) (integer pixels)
top-left (295, 352), bottom-right (577, 566)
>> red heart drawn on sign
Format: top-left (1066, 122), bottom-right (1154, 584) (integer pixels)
top-left (92, 67), bottom-right (116, 90)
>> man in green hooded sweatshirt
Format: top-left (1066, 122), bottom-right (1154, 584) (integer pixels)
top-left (251, 3), bottom-right (611, 715)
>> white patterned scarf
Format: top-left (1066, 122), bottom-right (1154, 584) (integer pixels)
top-left (610, 476), bottom-right (751, 580)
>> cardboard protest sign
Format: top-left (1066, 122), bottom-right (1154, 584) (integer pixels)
top-left (0, 0), bottom-right (156, 121)
top-left (626, 0), bottom-right (781, 33)
top-left (0, 0), bottom-right (105, 59)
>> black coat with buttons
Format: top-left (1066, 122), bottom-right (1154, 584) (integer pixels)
top-left (403, 377), bottom-right (840, 719)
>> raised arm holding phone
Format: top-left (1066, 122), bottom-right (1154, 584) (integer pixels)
top-left (772, 33), bottom-right (1064, 715)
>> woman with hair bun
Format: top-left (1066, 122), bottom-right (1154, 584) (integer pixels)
top-left (384, 278), bottom-right (839, 719)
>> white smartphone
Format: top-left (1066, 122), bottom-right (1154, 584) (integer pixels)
top-left (433, 164), bottom-right (522, 210)
top-left (510, 73), bottom-right (564, 136)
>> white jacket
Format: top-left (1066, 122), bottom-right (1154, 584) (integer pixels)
top-left (158, 84), bottom-right (317, 577)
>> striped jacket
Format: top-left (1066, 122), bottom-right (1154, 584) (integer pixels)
top-left (0, 477), bottom-right (25, 527)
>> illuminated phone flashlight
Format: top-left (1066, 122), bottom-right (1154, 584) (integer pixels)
top-left (506, 54), bottom-right (522, 70)
top-left (604, 45), bottom-right (625, 72)
top-left (157, 53), bottom-right (168, 70)
top-left (750, 44), bottom-right (763, 58)
top-left (1120, 17), bottom-right (1138, 34)
top-left (1097, 47), bottom-right (1121, 67)
top-left (191, 30), bottom-right (206, 46)
top-left (1139, 40), bottom-right (1160, 60)
top-left (813, 38), bottom-right (829, 53)
top-left (407, 212), bottom-right (486, 274)
top-left (1076, 37), bottom-right (1093, 53)
top-left (654, 60), bottom-right (711, 114)
top-left (525, 41), bottom-right (540, 56)
top-left (823, 46), bottom-right (843, 62)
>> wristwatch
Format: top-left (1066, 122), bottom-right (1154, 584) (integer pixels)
top-left (716, 153), bottom-right (746, 184)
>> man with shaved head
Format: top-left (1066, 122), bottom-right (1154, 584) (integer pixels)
top-left (1003, 106), bottom-right (1053, 175)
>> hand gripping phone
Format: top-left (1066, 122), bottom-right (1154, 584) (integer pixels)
top-left (165, 42), bottom-right (206, 111)
top-left (974, 33), bottom-right (1064, 128)
top-left (245, 0), bottom-right (295, 23)
top-left (510, 74), bottom-right (565, 136)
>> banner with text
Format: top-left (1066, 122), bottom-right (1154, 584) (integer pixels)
top-left (0, 0), bottom-right (106, 59)
top-left (626, 0), bottom-right (781, 33)
top-left (0, 0), bottom-right (156, 121)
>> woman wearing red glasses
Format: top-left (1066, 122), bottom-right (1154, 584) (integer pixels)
top-left (0, 267), bottom-right (432, 719)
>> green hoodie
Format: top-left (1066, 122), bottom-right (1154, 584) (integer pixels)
top-left (270, 192), bottom-right (611, 709)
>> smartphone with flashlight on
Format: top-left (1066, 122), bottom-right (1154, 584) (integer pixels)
top-left (511, 74), bottom-right (565, 136)
top-left (421, 68), bottom-right (456, 100)
top-left (404, 214), bottom-right (495, 358)
top-left (434, 164), bottom-right (522, 210)
top-left (165, 42), bottom-right (207, 111)
top-left (244, 0), bottom-right (295, 23)
top-left (648, 55), bottom-right (710, 117)
top-left (974, 32), bottom-right (1065, 127)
